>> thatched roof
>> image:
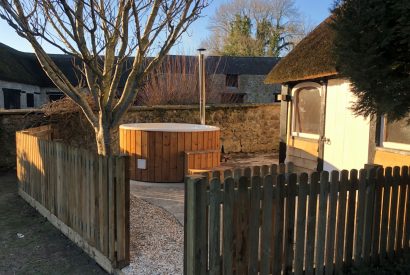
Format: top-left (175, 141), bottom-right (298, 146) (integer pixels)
top-left (0, 43), bottom-right (46, 85)
top-left (265, 17), bottom-right (337, 84)
top-left (0, 43), bottom-right (79, 86)
top-left (0, 42), bottom-right (279, 88)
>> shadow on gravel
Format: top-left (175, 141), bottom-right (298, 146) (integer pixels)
top-left (0, 170), bottom-right (107, 275)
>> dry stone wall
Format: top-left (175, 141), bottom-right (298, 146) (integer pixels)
top-left (0, 103), bottom-right (280, 170)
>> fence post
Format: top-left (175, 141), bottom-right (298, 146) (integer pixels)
top-left (362, 168), bottom-right (376, 264)
top-left (316, 171), bottom-right (329, 274)
top-left (223, 177), bottom-right (235, 275)
top-left (185, 175), bottom-right (206, 275)
top-left (387, 167), bottom-right (401, 260)
top-left (371, 168), bottom-right (384, 264)
top-left (209, 178), bottom-right (221, 275)
top-left (403, 166), bottom-right (410, 252)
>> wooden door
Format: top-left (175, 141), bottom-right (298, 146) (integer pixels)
top-left (323, 79), bottom-right (370, 171)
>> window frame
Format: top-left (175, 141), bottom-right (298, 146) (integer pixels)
top-left (291, 82), bottom-right (323, 140)
top-left (380, 116), bottom-right (410, 151)
top-left (225, 74), bottom-right (239, 88)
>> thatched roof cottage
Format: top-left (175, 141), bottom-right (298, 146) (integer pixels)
top-left (265, 17), bottom-right (410, 172)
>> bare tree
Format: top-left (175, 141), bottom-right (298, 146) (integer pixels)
top-left (202, 0), bottom-right (307, 57)
top-left (0, 0), bottom-right (207, 155)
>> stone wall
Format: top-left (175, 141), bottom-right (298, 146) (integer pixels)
top-left (239, 75), bottom-right (281, 103)
top-left (207, 74), bottom-right (280, 103)
top-left (0, 109), bottom-right (47, 170)
top-left (0, 103), bottom-right (280, 170)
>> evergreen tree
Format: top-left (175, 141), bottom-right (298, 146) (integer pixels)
top-left (331, 0), bottom-right (410, 120)
top-left (222, 14), bottom-right (255, 56)
top-left (203, 0), bottom-right (307, 57)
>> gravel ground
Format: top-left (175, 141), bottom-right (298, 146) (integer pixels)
top-left (122, 195), bottom-right (184, 275)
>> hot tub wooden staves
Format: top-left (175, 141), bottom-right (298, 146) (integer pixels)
top-left (119, 123), bottom-right (221, 182)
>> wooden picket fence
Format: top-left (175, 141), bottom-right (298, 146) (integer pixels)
top-left (16, 125), bottom-right (130, 273)
top-left (185, 164), bottom-right (410, 275)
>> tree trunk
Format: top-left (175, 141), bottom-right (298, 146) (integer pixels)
top-left (95, 112), bottom-right (111, 156)
top-left (95, 126), bottom-right (111, 156)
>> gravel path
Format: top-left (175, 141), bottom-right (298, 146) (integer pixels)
top-left (130, 181), bottom-right (185, 225)
top-left (122, 195), bottom-right (184, 275)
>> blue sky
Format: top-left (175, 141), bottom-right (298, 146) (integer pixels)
top-left (0, 0), bottom-right (334, 55)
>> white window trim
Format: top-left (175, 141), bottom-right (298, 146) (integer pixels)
top-left (380, 116), bottom-right (410, 151)
top-left (291, 82), bottom-right (323, 140)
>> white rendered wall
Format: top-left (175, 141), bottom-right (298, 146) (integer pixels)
top-left (0, 80), bottom-right (48, 109)
top-left (0, 88), bottom-right (3, 108)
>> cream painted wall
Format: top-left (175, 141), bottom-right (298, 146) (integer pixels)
top-left (323, 79), bottom-right (371, 171)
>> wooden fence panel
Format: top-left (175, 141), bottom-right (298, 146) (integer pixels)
top-left (235, 176), bottom-right (250, 273)
top-left (388, 167), bottom-right (400, 260)
top-left (272, 174), bottom-right (285, 274)
top-left (15, 127), bottom-right (130, 274)
top-left (248, 176), bottom-right (261, 274)
top-left (363, 169), bottom-right (376, 264)
top-left (306, 172), bottom-right (319, 275)
top-left (404, 167), bottom-right (410, 252)
top-left (209, 178), bottom-right (221, 275)
top-left (184, 163), bottom-right (410, 275)
top-left (380, 168), bottom-right (391, 261)
top-left (316, 171), bottom-right (329, 275)
top-left (335, 170), bottom-right (348, 271)
top-left (396, 167), bottom-right (408, 253)
top-left (325, 170), bottom-right (339, 275)
top-left (345, 169), bottom-right (357, 267)
top-left (260, 175), bottom-right (274, 275)
top-left (372, 168), bottom-right (384, 264)
top-left (294, 173), bottom-right (308, 275)
top-left (222, 177), bottom-right (235, 275)
top-left (283, 173), bottom-right (297, 274)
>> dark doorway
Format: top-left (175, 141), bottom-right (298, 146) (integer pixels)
top-left (26, 93), bottom-right (34, 108)
top-left (225, 74), bottom-right (239, 88)
top-left (3, 89), bottom-right (21, 109)
top-left (48, 92), bottom-right (65, 102)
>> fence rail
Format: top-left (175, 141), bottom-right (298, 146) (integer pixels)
top-left (185, 164), bottom-right (410, 274)
top-left (16, 126), bottom-right (130, 273)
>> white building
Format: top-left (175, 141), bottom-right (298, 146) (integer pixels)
top-left (0, 43), bottom-right (67, 110)
top-left (265, 17), bottom-right (410, 171)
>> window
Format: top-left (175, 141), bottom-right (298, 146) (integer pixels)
top-left (292, 86), bottom-right (321, 139)
top-left (47, 92), bottom-right (65, 102)
top-left (220, 92), bottom-right (246, 103)
top-left (381, 117), bottom-right (410, 151)
top-left (3, 88), bottom-right (21, 109)
top-left (225, 74), bottom-right (238, 88)
top-left (26, 93), bottom-right (34, 108)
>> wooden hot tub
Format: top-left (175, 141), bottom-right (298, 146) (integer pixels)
top-left (119, 123), bottom-right (221, 182)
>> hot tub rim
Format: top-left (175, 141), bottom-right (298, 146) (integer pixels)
top-left (119, 122), bottom-right (220, 132)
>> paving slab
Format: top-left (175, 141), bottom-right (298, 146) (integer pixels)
top-left (130, 152), bottom-right (279, 225)
top-left (130, 181), bottom-right (185, 225)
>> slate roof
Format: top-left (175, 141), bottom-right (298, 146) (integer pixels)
top-left (265, 16), bottom-right (338, 84)
top-left (206, 56), bottom-right (280, 75)
top-left (0, 42), bottom-right (279, 87)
